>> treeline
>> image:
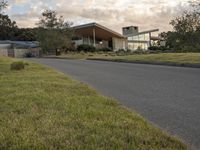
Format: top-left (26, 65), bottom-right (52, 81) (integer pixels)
top-left (1, 0), bottom-right (200, 52)
top-left (0, 1), bottom-right (73, 54)
top-left (160, 2), bottom-right (200, 52)
top-left (0, 1), bottom-right (38, 41)
top-left (0, 26), bottom-right (38, 41)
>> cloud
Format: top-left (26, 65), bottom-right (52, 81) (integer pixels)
top-left (6, 0), bottom-right (191, 33)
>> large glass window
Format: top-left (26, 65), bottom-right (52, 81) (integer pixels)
top-left (144, 33), bottom-right (150, 41)
top-left (128, 33), bottom-right (150, 42)
top-left (128, 42), bottom-right (148, 51)
top-left (128, 37), bottom-right (133, 40)
top-left (132, 35), bottom-right (139, 41)
top-left (138, 34), bottom-right (145, 41)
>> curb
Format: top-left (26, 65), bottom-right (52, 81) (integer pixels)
top-left (87, 58), bottom-right (200, 69)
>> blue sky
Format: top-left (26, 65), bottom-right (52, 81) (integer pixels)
top-left (5, 0), bottom-right (190, 33)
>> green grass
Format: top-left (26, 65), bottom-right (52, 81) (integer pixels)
top-left (44, 52), bottom-right (116, 60)
top-left (90, 53), bottom-right (200, 64)
top-left (50, 52), bottom-right (200, 65)
top-left (0, 57), bottom-right (188, 149)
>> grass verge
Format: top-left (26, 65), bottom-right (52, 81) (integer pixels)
top-left (47, 52), bottom-right (200, 65)
top-left (0, 57), bottom-right (188, 149)
top-left (90, 53), bottom-right (200, 65)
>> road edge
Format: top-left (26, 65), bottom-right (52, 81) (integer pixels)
top-left (87, 58), bottom-right (200, 68)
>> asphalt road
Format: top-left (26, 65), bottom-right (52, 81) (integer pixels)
top-left (29, 58), bottom-right (200, 149)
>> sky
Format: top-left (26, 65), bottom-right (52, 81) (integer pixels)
top-left (5, 0), bottom-right (191, 33)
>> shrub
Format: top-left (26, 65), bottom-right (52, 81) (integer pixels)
top-left (148, 46), bottom-right (161, 51)
top-left (98, 47), bottom-right (112, 52)
top-left (148, 46), bottom-right (168, 51)
top-left (77, 44), bottom-right (95, 52)
top-left (118, 49), bottom-right (126, 52)
top-left (24, 52), bottom-right (33, 58)
top-left (10, 61), bottom-right (25, 70)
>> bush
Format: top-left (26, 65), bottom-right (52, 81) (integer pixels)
top-left (98, 47), bottom-right (112, 52)
top-left (77, 44), bottom-right (95, 52)
top-left (24, 52), bottom-right (33, 58)
top-left (148, 46), bottom-right (161, 51)
top-left (148, 46), bottom-right (168, 51)
top-left (10, 61), bottom-right (25, 70)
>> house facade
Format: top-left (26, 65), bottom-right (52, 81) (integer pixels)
top-left (72, 23), bottom-right (160, 51)
top-left (73, 23), bottom-right (127, 51)
top-left (122, 26), bottom-right (159, 51)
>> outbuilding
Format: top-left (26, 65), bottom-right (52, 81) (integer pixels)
top-left (0, 41), bottom-right (40, 58)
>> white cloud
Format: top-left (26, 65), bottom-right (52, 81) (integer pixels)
top-left (6, 0), bottom-right (191, 33)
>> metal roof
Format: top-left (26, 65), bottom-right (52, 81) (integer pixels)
top-left (0, 40), bottom-right (39, 48)
top-left (0, 44), bottom-right (11, 48)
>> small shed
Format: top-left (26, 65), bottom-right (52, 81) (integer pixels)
top-left (0, 41), bottom-right (41, 58)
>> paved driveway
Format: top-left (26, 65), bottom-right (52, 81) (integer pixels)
top-left (29, 58), bottom-right (200, 149)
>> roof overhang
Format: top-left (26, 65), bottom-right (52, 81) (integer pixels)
top-left (72, 23), bottom-right (126, 41)
top-left (150, 36), bottom-right (161, 41)
top-left (139, 29), bottom-right (159, 35)
top-left (125, 29), bottom-right (159, 37)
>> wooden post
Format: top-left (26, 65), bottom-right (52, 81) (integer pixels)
top-left (93, 28), bottom-right (96, 47)
top-left (149, 32), bottom-right (152, 47)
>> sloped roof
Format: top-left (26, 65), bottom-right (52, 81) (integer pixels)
top-left (73, 22), bottom-right (126, 40)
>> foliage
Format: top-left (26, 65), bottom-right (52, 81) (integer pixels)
top-left (14, 28), bottom-right (38, 41)
top-left (24, 52), bottom-right (33, 58)
top-left (90, 53), bottom-right (200, 65)
top-left (0, 1), bottom-right (17, 40)
top-left (37, 10), bottom-right (72, 30)
top-left (98, 47), bottom-right (112, 52)
top-left (148, 46), bottom-right (168, 51)
top-left (37, 10), bottom-right (73, 54)
top-left (0, 1), bottom-right (37, 41)
top-left (163, 2), bottom-right (200, 52)
top-left (0, 0), bottom-right (7, 13)
top-left (10, 61), bottom-right (25, 70)
top-left (0, 14), bottom-right (18, 40)
top-left (37, 28), bottom-right (71, 54)
top-left (77, 44), bottom-right (96, 52)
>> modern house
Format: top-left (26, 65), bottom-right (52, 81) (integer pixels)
top-left (72, 23), bottom-right (127, 51)
top-left (72, 23), bottom-right (160, 51)
top-left (0, 41), bottom-right (40, 57)
top-left (122, 26), bottom-right (159, 51)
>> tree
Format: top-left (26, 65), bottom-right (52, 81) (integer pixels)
top-left (37, 10), bottom-right (73, 55)
top-left (159, 31), bottom-right (181, 50)
top-left (169, 2), bottom-right (200, 51)
top-left (0, 0), bottom-right (7, 13)
top-left (0, 0), bottom-right (18, 40)
top-left (0, 1), bottom-right (38, 41)
top-left (14, 28), bottom-right (38, 41)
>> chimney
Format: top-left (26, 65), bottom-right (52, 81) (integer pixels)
top-left (122, 26), bottom-right (139, 36)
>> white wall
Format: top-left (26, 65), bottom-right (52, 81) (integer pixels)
top-left (112, 37), bottom-right (127, 51)
top-left (0, 44), bottom-right (10, 57)
top-left (14, 49), bottom-right (30, 58)
top-left (0, 48), bottom-right (8, 57)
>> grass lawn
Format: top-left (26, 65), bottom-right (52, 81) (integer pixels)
top-left (0, 57), bottom-right (188, 149)
top-left (49, 52), bottom-right (200, 65)
top-left (90, 53), bottom-right (200, 65)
